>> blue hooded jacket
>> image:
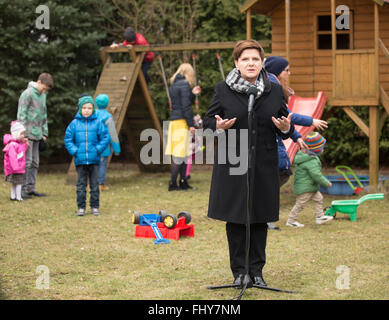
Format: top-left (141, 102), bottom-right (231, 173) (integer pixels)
top-left (64, 111), bottom-right (109, 166)
top-left (95, 94), bottom-right (121, 157)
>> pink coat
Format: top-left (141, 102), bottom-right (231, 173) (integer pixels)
top-left (2, 134), bottom-right (28, 176)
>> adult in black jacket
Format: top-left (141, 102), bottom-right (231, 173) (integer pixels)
top-left (203, 40), bottom-right (294, 288)
top-left (165, 63), bottom-right (201, 191)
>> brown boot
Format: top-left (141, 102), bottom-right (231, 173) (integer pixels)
top-left (100, 184), bottom-right (110, 191)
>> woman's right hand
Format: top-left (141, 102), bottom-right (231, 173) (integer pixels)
top-left (215, 115), bottom-right (236, 130)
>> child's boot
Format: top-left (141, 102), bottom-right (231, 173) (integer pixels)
top-left (316, 215), bottom-right (333, 224)
top-left (286, 220), bottom-right (304, 227)
top-left (99, 184), bottom-right (109, 192)
top-left (168, 180), bottom-right (179, 191)
top-left (179, 178), bottom-right (195, 190)
top-left (76, 208), bottom-right (85, 216)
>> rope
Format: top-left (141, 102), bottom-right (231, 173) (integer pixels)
top-left (216, 52), bottom-right (225, 81)
top-left (192, 53), bottom-right (199, 112)
top-left (158, 55), bottom-right (172, 111)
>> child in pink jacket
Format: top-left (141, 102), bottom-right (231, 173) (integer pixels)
top-left (3, 121), bottom-right (29, 201)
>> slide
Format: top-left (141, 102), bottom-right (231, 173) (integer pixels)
top-left (283, 91), bottom-right (327, 164)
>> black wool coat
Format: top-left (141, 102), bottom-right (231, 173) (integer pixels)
top-left (203, 77), bottom-right (294, 224)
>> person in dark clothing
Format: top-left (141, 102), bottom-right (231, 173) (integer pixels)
top-left (203, 40), bottom-right (294, 288)
top-left (165, 63), bottom-right (201, 191)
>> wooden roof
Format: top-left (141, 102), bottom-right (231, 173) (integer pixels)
top-left (240, 0), bottom-right (388, 15)
top-left (240, 0), bottom-right (282, 15)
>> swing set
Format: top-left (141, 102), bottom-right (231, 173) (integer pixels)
top-left (157, 50), bottom-right (227, 112)
top-left (156, 48), bottom-right (230, 179)
top-left (65, 39), bottom-right (328, 182)
top-left (66, 41), bottom-right (245, 183)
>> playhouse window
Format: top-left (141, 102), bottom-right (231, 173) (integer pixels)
top-left (316, 14), bottom-right (352, 50)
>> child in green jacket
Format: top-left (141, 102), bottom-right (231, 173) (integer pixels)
top-left (17, 73), bottom-right (53, 198)
top-left (286, 132), bottom-right (333, 227)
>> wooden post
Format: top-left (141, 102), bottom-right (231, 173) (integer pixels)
top-left (374, 3), bottom-right (380, 100)
top-left (331, 0), bottom-right (336, 99)
top-left (285, 0), bottom-right (291, 63)
top-left (246, 9), bottom-right (252, 39)
top-left (370, 3), bottom-right (380, 191)
top-left (369, 106), bottom-right (379, 191)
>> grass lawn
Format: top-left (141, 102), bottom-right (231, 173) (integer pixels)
top-left (0, 164), bottom-right (388, 300)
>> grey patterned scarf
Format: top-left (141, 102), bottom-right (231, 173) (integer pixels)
top-left (225, 68), bottom-right (265, 99)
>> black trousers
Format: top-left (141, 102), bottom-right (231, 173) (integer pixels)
top-left (76, 164), bottom-right (99, 209)
top-left (226, 222), bottom-right (268, 279)
top-left (141, 61), bottom-right (152, 85)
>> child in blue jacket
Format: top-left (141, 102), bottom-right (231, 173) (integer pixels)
top-left (95, 94), bottom-right (121, 191)
top-left (64, 96), bottom-right (109, 216)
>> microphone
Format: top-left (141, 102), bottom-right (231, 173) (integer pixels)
top-left (247, 87), bottom-right (258, 113)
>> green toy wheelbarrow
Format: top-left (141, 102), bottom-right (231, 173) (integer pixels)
top-left (324, 193), bottom-right (384, 221)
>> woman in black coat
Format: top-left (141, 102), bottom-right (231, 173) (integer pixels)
top-left (165, 63), bottom-right (201, 191)
top-left (203, 40), bottom-right (294, 287)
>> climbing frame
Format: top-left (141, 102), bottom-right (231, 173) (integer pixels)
top-left (66, 47), bottom-right (167, 184)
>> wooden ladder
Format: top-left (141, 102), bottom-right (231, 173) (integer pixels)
top-left (66, 47), bottom-right (168, 184)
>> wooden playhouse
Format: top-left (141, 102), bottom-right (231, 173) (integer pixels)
top-left (241, 0), bottom-right (389, 190)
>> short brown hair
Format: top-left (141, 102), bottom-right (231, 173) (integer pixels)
top-left (38, 73), bottom-right (54, 89)
top-left (233, 39), bottom-right (265, 61)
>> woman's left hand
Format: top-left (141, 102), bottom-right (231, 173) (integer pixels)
top-left (192, 86), bottom-right (201, 95)
top-left (272, 113), bottom-right (292, 132)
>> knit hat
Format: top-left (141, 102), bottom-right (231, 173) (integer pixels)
top-left (304, 132), bottom-right (326, 154)
top-left (264, 56), bottom-right (289, 77)
top-left (96, 94), bottom-right (109, 109)
top-left (10, 120), bottom-right (25, 139)
top-left (78, 95), bottom-right (95, 114)
top-left (123, 27), bottom-right (136, 43)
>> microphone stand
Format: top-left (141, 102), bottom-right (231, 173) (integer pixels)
top-left (207, 89), bottom-right (297, 300)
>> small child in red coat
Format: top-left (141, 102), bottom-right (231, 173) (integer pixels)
top-left (3, 121), bottom-right (29, 201)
